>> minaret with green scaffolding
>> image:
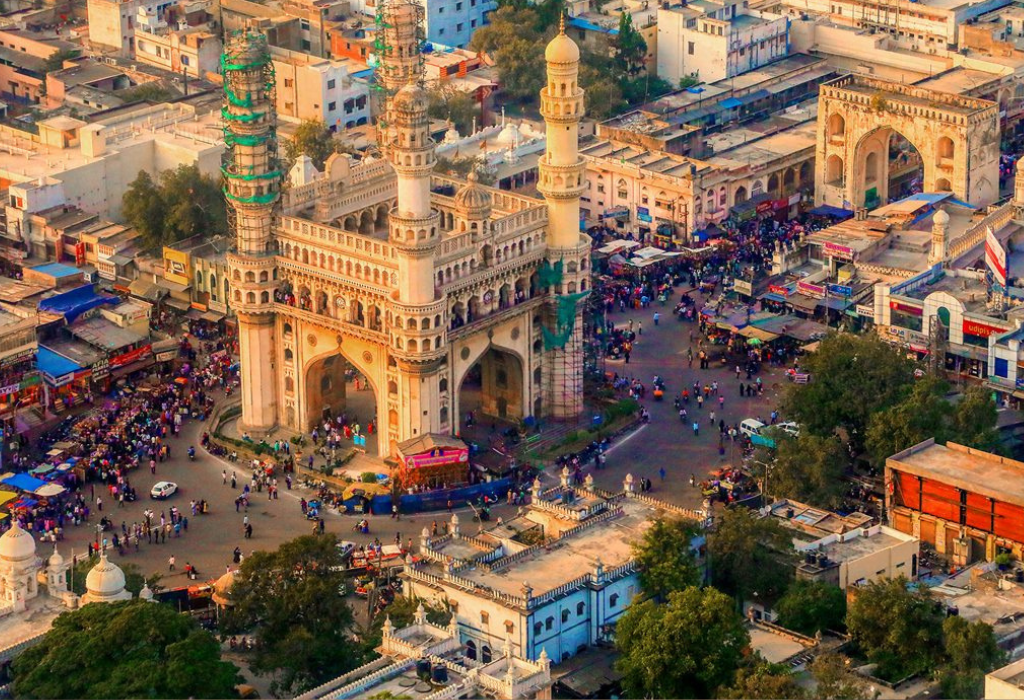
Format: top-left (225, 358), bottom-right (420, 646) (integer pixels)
top-left (223, 26), bottom-right (283, 433)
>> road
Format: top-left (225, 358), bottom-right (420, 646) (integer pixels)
top-left (50, 288), bottom-right (790, 581)
top-left (587, 293), bottom-right (788, 509)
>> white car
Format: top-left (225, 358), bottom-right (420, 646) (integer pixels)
top-left (775, 422), bottom-right (801, 437)
top-left (740, 418), bottom-right (766, 438)
top-left (150, 481), bottom-right (178, 500)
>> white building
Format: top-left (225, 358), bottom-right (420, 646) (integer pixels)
top-left (134, 8), bottom-right (223, 79)
top-left (657, 0), bottom-right (789, 85)
top-left (86, 0), bottom-right (172, 56)
top-left (298, 605), bottom-right (552, 700)
top-left (987, 657), bottom-right (1024, 699)
top-left (271, 47), bottom-right (371, 130)
top-left (405, 472), bottom-right (707, 664)
top-left (345, 0), bottom-right (495, 49)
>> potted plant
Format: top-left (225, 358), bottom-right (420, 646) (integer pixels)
top-left (996, 552), bottom-right (1014, 571)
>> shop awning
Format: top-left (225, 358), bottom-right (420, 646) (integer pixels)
top-left (2, 473), bottom-right (47, 492)
top-left (201, 311), bottom-right (225, 322)
top-left (111, 357), bottom-right (155, 379)
top-left (164, 298), bottom-right (191, 312)
top-left (38, 285), bottom-right (118, 323)
top-left (0, 490), bottom-right (17, 507)
top-left (34, 483), bottom-right (65, 497)
top-left (737, 326), bottom-right (780, 342)
top-left (37, 346), bottom-right (83, 383)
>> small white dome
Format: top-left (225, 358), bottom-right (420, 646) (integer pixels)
top-left (0, 521), bottom-right (37, 562)
top-left (443, 125), bottom-right (461, 144)
top-left (212, 569), bottom-right (237, 607)
top-left (139, 584), bottom-right (154, 601)
top-left (48, 547), bottom-right (64, 569)
top-left (495, 122), bottom-right (520, 148)
top-left (545, 31), bottom-right (580, 64)
top-left (85, 553), bottom-right (126, 598)
top-left (933, 208), bottom-right (950, 225)
top-left (454, 171), bottom-right (492, 218)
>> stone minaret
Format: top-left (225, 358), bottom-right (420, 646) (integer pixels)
top-left (538, 16), bottom-right (590, 419)
top-left (223, 28), bottom-right (282, 432)
top-left (382, 1), bottom-right (446, 441)
top-left (929, 208), bottom-right (949, 265)
top-left (374, 0), bottom-right (424, 154)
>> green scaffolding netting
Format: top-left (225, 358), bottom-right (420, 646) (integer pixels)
top-left (224, 132), bottom-right (270, 147)
top-left (537, 260), bottom-right (564, 288)
top-left (225, 189), bottom-right (278, 205)
top-left (542, 291), bottom-right (590, 350)
top-left (222, 166), bottom-right (283, 181)
top-left (222, 108), bottom-right (267, 123)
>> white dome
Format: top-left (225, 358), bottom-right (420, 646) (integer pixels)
top-left (48, 547), bottom-right (64, 569)
top-left (139, 584), bottom-right (154, 601)
top-left (85, 553), bottom-right (126, 598)
top-left (0, 521), bottom-right (37, 562)
top-left (212, 569), bottom-right (238, 606)
top-left (545, 31), bottom-right (580, 64)
top-left (933, 208), bottom-right (950, 225)
top-left (495, 123), bottom-right (520, 148)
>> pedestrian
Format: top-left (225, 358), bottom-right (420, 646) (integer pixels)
top-left (653, 312), bottom-right (660, 326)
top-left (168, 555), bottom-right (176, 571)
top-left (222, 470), bottom-right (227, 484)
top-left (231, 473), bottom-right (237, 489)
top-left (638, 321), bottom-right (643, 336)
top-left (659, 467), bottom-right (666, 481)
top-left (692, 421), bottom-right (699, 436)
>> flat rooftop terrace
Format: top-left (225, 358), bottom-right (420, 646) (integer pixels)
top-left (830, 77), bottom-right (994, 116)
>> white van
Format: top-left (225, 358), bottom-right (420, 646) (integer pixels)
top-left (740, 418), bottom-right (766, 438)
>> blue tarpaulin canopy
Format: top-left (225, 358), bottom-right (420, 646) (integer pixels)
top-left (38, 285), bottom-right (117, 323)
top-left (36, 346), bottom-right (83, 381)
top-left (2, 473), bottom-right (47, 492)
top-left (808, 204), bottom-right (854, 220)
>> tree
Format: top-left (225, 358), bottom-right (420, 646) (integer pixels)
top-left (782, 333), bottom-right (916, 451)
top-left (470, 7), bottom-right (542, 54)
top-left (160, 164), bottom-right (227, 243)
top-left (706, 506), bottom-right (794, 604)
top-left (121, 82), bottom-right (177, 104)
top-left (809, 653), bottom-right (869, 700)
top-left (616, 587), bottom-right (749, 699)
top-left (426, 84), bottom-right (479, 136)
top-left (613, 11), bottom-right (647, 77)
top-left (846, 577), bottom-right (945, 681)
top-left (764, 433), bottom-right (847, 509)
top-left (718, 661), bottom-right (805, 699)
top-left (224, 535), bottom-right (360, 695)
top-left (12, 600), bottom-right (240, 699)
top-left (950, 386), bottom-right (1000, 452)
top-left (774, 580), bottom-right (845, 636)
top-left (865, 376), bottom-right (953, 467)
top-left (621, 74), bottom-right (674, 106)
top-left (494, 37), bottom-right (547, 102)
top-left (285, 119), bottom-right (337, 170)
top-left (122, 165), bottom-right (226, 252)
top-left (936, 616), bottom-right (1005, 699)
top-left (43, 48), bottom-right (80, 73)
top-left (579, 54), bottom-right (624, 120)
top-left (632, 517), bottom-right (701, 598)
top-left (122, 170), bottom-right (167, 252)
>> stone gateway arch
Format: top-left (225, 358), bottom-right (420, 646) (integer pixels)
top-left (815, 75), bottom-right (1000, 211)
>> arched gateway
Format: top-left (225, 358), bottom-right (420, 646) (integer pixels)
top-left (815, 75), bottom-right (1000, 210)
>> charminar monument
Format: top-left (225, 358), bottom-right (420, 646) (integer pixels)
top-left (224, 3), bottom-right (591, 457)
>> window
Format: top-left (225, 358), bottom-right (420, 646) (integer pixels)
top-left (545, 617), bottom-right (554, 630)
top-left (300, 18), bottom-right (310, 29)
top-left (533, 622), bottom-right (542, 634)
top-left (561, 609), bottom-right (570, 623)
top-left (438, 5), bottom-right (444, 11)
top-left (576, 602), bottom-right (585, 615)
top-left (996, 357), bottom-right (1009, 378)
top-left (439, 27), bottom-right (445, 34)
top-left (301, 39), bottom-right (311, 50)
top-left (505, 621), bottom-right (514, 634)
top-left (182, 55), bottom-right (190, 65)
top-left (327, 78), bottom-right (336, 90)
top-left (688, 41), bottom-right (695, 54)
top-left (284, 78), bottom-right (294, 88)
top-left (609, 594), bottom-right (619, 608)
top-left (328, 102), bottom-right (336, 112)
top-left (480, 611), bottom-right (489, 624)
top-left (471, 18), bottom-right (476, 26)
top-left (456, 1), bottom-right (462, 8)
top-left (457, 22), bottom-right (463, 31)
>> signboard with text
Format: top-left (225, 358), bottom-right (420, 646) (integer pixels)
top-left (797, 281), bottom-right (825, 298)
top-left (109, 344), bottom-right (153, 369)
top-left (733, 279), bottom-right (753, 296)
top-left (823, 241), bottom-right (854, 261)
top-left (890, 301), bottom-right (923, 316)
top-left (768, 285), bottom-right (790, 297)
top-left (403, 447), bottom-right (469, 470)
top-left (963, 319), bottom-right (1009, 339)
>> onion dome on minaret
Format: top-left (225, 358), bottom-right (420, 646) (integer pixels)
top-left (454, 171), bottom-right (492, 221)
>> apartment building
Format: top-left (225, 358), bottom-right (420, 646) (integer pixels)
top-left (271, 46), bottom-right (369, 129)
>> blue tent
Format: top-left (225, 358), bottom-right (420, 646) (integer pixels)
top-left (2, 473), bottom-right (47, 493)
top-left (38, 285), bottom-right (117, 323)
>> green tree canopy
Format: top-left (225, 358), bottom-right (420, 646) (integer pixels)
top-left (718, 660), bottom-right (805, 699)
top-left (426, 84), bottom-right (479, 136)
top-left (774, 580), bottom-right (846, 636)
top-left (284, 119), bottom-right (337, 170)
top-left (809, 652), bottom-right (870, 700)
top-left (707, 506), bottom-right (794, 604)
top-left (846, 577), bottom-right (945, 681)
top-left (224, 534), bottom-right (359, 695)
top-left (614, 11), bottom-right (647, 77)
top-left (950, 386), bottom-right (1001, 452)
top-left (936, 615), bottom-right (1005, 699)
top-left (122, 164), bottom-right (226, 253)
top-left (43, 48), bottom-right (80, 73)
top-left (12, 600), bottom-right (240, 699)
top-left (762, 433), bottom-right (848, 509)
top-left (616, 587), bottom-right (749, 699)
top-left (782, 333), bottom-right (916, 451)
top-left (632, 516), bottom-right (701, 598)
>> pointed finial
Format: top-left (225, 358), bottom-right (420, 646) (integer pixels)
top-left (559, 10), bottom-right (566, 35)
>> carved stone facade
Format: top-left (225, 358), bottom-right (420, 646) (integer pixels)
top-left (816, 75), bottom-right (1000, 211)
top-left (227, 8), bottom-right (590, 456)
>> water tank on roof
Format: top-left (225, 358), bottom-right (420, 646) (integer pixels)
top-left (432, 665), bottom-right (449, 684)
top-left (417, 658), bottom-right (431, 680)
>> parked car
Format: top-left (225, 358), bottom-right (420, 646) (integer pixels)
top-left (740, 419), bottom-right (766, 438)
top-left (150, 481), bottom-right (178, 500)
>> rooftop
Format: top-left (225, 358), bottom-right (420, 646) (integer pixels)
top-left (747, 625), bottom-right (811, 664)
top-left (28, 263), bottom-right (82, 279)
top-left (68, 316), bottom-right (147, 352)
top-left (889, 440), bottom-right (1024, 507)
